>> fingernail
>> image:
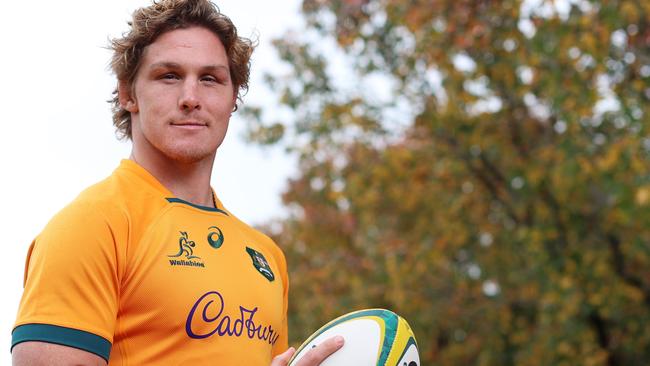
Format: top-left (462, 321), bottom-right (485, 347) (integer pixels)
top-left (335, 336), bottom-right (344, 346)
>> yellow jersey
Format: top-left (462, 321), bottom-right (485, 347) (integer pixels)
top-left (12, 159), bottom-right (289, 365)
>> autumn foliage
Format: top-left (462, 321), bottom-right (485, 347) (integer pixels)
top-left (246, 0), bottom-right (650, 364)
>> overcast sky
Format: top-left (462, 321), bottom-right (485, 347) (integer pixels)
top-left (0, 0), bottom-right (301, 355)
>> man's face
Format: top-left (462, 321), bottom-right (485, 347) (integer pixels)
top-left (122, 26), bottom-right (236, 164)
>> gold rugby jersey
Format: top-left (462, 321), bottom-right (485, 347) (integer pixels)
top-left (12, 159), bottom-right (289, 365)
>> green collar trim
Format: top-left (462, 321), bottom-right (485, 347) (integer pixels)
top-left (166, 197), bottom-right (229, 215)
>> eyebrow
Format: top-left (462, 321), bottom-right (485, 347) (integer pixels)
top-left (149, 62), bottom-right (229, 73)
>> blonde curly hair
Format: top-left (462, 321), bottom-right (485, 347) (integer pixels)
top-left (109, 0), bottom-right (254, 139)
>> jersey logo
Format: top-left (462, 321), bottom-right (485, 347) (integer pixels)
top-left (169, 231), bottom-right (200, 259)
top-left (207, 226), bottom-right (224, 249)
top-left (168, 231), bottom-right (206, 268)
top-left (186, 290), bottom-right (280, 345)
top-left (246, 247), bottom-right (275, 282)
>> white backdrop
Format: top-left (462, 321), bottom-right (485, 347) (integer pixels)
top-left (0, 0), bottom-right (300, 358)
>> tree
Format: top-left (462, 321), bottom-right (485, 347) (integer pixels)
top-left (247, 0), bottom-right (650, 364)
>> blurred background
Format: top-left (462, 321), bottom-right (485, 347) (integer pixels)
top-left (3, 0), bottom-right (649, 365)
top-left (243, 0), bottom-right (650, 364)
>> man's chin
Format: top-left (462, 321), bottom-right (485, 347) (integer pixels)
top-left (163, 147), bottom-right (215, 165)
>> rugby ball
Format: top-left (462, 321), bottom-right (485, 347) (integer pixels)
top-left (288, 308), bottom-right (420, 366)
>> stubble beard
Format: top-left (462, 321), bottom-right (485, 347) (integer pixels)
top-left (133, 127), bottom-right (219, 166)
top-left (132, 117), bottom-right (228, 166)
top-left (157, 135), bottom-right (218, 165)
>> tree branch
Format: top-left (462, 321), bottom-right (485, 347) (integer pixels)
top-left (606, 233), bottom-right (650, 308)
top-left (588, 310), bottom-right (621, 366)
top-left (436, 131), bottom-right (522, 226)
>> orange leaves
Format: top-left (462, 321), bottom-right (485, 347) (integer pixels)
top-left (620, 1), bottom-right (642, 24)
top-left (596, 138), bottom-right (626, 171)
top-left (403, 2), bottom-right (433, 33)
top-left (635, 186), bottom-right (650, 206)
top-left (253, 0), bottom-right (650, 363)
top-left (580, 33), bottom-right (598, 56)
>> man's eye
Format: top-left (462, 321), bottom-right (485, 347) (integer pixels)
top-left (201, 75), bottom-right (218, 83)
top-left (161, 73), bottom-right (179, 80)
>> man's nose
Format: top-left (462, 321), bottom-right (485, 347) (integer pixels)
top-left (179, 80), bottom-right (201, 111)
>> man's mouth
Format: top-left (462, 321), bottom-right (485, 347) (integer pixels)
top-left (171, 121), bottom-right (207, 129)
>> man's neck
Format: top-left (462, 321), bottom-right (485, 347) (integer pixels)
top-left (130, 150), bottom-right (216, 208)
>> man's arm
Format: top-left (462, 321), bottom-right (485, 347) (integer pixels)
top-left (12, 342), bottom-right (107, 366)
top-left (12, 204), bottom-right (120, 364)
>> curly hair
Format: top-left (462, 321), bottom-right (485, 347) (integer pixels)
top-left (109, 0), bottom-right (254, 140)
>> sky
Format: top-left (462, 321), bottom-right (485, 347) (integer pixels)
top-left (0, 0), bottom-right (301, 357)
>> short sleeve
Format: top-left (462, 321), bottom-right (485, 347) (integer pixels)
top-left (12, 201), bottom-right (123, 362)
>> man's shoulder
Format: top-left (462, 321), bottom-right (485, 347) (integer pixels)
top-left (67, 172), bottom-right (134, 218)
top-left (42, 176), bottom-right (129, 237)
top-left (32, 176), bottom-right (132, 255)
top-left (47, 167), bottom-right (168, 233)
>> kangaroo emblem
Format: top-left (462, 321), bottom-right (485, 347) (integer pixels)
top-left (168, 231), bottom-right (200, 260)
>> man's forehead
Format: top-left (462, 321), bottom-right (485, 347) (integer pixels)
top-left (141, 27), bottom-right (228, 65)
top-left (146, 27), bottom-right (225, 53)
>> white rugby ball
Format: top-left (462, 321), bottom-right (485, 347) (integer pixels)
top-left (288, 308), bottom-right (420, 366)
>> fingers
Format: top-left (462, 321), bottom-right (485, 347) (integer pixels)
top-left (270, 347), bottom-right (295, 366)
top-left (295, 336), bottom-right (345, 366)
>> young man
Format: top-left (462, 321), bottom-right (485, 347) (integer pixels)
top-left (11, 1), bottom-right (342, 365)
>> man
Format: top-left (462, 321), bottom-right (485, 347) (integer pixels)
top-left (11, 0), bottom-right (342, 365)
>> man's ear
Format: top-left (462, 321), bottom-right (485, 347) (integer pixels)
top-left (118, 80), bottom-right (138, 113)
top-left (231, 89), bottom-right (238, 112)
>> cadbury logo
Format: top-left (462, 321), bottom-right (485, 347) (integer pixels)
top-left (186, 291), bottom-right (280, 345)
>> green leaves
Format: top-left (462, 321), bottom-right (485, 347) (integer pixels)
top-left (251, 0), bottom-right (650, 364)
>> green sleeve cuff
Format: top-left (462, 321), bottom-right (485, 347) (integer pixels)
top-left (12, 323), bottom-right (111, 362)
